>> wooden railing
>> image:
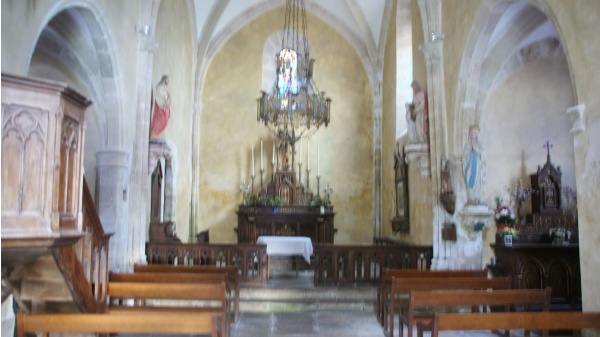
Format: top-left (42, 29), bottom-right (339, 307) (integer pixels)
top-left (53, 179), bottom-right (111, 312)
top-left (145, 242), bottom-right (268, 285)
top-left (146, 240), bottom-right (433, 286)
top-left (313, 243), bottom-right (433, 285)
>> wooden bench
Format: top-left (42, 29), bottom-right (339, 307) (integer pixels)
top-left (410, 287), bottom-right (551, 337)
top-left (134, 263), bottom-right (240, 322)
top-left (16, 311), bottom-right (219, 337)
top-left (387, 276), bottom-right (511, 337)
top-left (427, 311), bottom-right (600, 337)
top-left (107, 281), bottom-right (228, 337)
top-left (109, 271), bottom-right (235, 322)
top-left (377, 269), bottom-right (488, 326)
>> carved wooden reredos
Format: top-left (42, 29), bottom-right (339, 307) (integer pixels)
top-left (266, 171), bottom-right (313, 206)
top-left (530, 142), bottom-right (562, 214)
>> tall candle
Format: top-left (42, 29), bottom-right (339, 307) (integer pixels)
top-left (251, 144), bottom-right (255, 176)
top-left (307, 139), bottom-right (310, 168)
top-left (299, 138), bottom-right (303, 164)
top-left (260, 139), bottom-right (263, 170)
top-left (317, 144), bottom-right (320, 176)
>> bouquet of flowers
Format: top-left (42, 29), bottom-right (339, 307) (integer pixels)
top-left (497, 226), bottom-right (519, 239)
top-left (493, 197), bottom-right (516, 226)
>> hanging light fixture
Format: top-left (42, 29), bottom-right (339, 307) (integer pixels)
top-left (257, 0), bottom-right (331, 141)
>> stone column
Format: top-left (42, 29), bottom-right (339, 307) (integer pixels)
top-left (373, 81), bottom-right (383, 238)
top-left (417, 0), bottom-right (450, 270)
top-left (96, 150), bottom-right (130, 272)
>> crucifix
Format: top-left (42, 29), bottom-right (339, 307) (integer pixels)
top-left (544, 141), bottom-right (553, 162)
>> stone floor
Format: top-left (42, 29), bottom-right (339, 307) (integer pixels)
top-left (230, 310), bottom-right (385, 337)
top-left (229, 268), bottom-right (537, 337)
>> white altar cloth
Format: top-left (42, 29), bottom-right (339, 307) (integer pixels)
top-left (257, 236), bottom-right (313, 264)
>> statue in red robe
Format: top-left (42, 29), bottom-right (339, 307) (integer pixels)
top-left (150, 75), bottom-right (171, 138)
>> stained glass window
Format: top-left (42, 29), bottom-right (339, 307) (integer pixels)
top-left (277, 48), bottom-right (298, 110)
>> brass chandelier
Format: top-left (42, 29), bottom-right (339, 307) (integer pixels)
top-left (257, 0), bottom-right (331, 140)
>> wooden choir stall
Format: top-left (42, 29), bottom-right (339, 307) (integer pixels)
top-left (489, 146), bottom-right (581, 310)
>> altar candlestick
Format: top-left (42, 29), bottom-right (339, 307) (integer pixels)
top-left (251, 144), bottom-right (255, 176)
top-left (260, 139), bottom-right (263, 170)
top-left (307, 139), bottom-right (310, 168)
top-left (272, 142), bottom-right (275, 166)
top-left (317, 144), bottom-right (320, 176)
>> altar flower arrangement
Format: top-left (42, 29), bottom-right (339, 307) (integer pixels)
top-left (497, 226), bottom-right (519, 239)
top-left (493, 197), bottom-right (516, 226)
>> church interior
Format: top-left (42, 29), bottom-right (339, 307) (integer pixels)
top-left (2, 0), bottom-right (600, 336)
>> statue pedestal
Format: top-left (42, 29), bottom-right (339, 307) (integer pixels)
top-left (446, 205), bottom-right (493, 270)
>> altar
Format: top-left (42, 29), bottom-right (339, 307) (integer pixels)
top-left (257, 235), bottom-right (313, 278)
top-left (236, 206), bottom-right (335, 243)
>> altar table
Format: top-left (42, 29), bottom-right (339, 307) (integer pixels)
top-left (257, 236), bottom-right (313, 278)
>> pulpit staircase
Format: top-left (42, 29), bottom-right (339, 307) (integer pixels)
top-left (2, 179), bottom-right (110, 315)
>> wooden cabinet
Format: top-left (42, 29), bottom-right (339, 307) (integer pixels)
top-left (489, 243), bottom-right (581, 309)
top-left (236, 207), bottom-right (335, 243)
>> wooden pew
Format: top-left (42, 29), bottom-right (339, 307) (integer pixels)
top-left (16, 311), bottom-right (219, 337)
top-left (109, 271), bottom-right (234, 322)
top-left (134, 263), bottom-right (240, 322)
top-left (377, 269), bottom-right (488, 326)
top-left (410, 287), bottom-right (551, 337)
top-left (428, 311), bottom-right (600, 337)
top-left (387, 276), bottom-right (511, 337)
top-left (107, 281), bottom-right (228, 337)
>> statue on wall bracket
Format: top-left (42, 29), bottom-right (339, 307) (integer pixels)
top-left (462, 125), bottom-right (486, 205)
top-left (439, 156), bottom-right (455, 214)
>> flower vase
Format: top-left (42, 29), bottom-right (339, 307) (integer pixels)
top-left (496, 223), bottom-right (511, 231)
top-left (503, 235), bottom-right (513, 246)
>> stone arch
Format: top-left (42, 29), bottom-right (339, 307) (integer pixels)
top-left (452, 0), bottom-right (575, 153)
top-left (27, 1), bottom-right (124, 152)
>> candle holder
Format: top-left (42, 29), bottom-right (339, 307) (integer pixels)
top-left (316, 175), bottom-right (321, 197)
top-left (306, 168), bottom-right (311, 191)
top-left (251, 174), bottom-right (255, 196)
top-left (298, 163), bottom-right (302, 184)
top-left (239, 180), bottom-right (249, 205)
top-left (272, 162), bottom-right (276, 182)
top-left (259, 168), bottom-right (264, 191)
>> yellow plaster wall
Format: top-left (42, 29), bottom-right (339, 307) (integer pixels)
top-left (381, 0), bottom-right (398, 239)
top-left (199, 6), bottom-right (373, 243)
top-left (152, 1), bottom-right (194, 241)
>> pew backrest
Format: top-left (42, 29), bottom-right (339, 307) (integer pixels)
top-left (17, 311), bottom-right (218, 337)
top-left (377, 269), bottom-right (488, 323)
top-left (386, 276), bottom-right (511, 337)
top-left (133, 263), bottom-right (240, 321)
top-left (107, 281), bottom-right (226, 304)
top-left (430, 312), bottom-right (600, 337)
top-left (410, 288), bottom-right (552, 337)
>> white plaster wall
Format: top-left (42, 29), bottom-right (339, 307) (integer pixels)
top-left (481, 56), bottom-right (575, 264)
